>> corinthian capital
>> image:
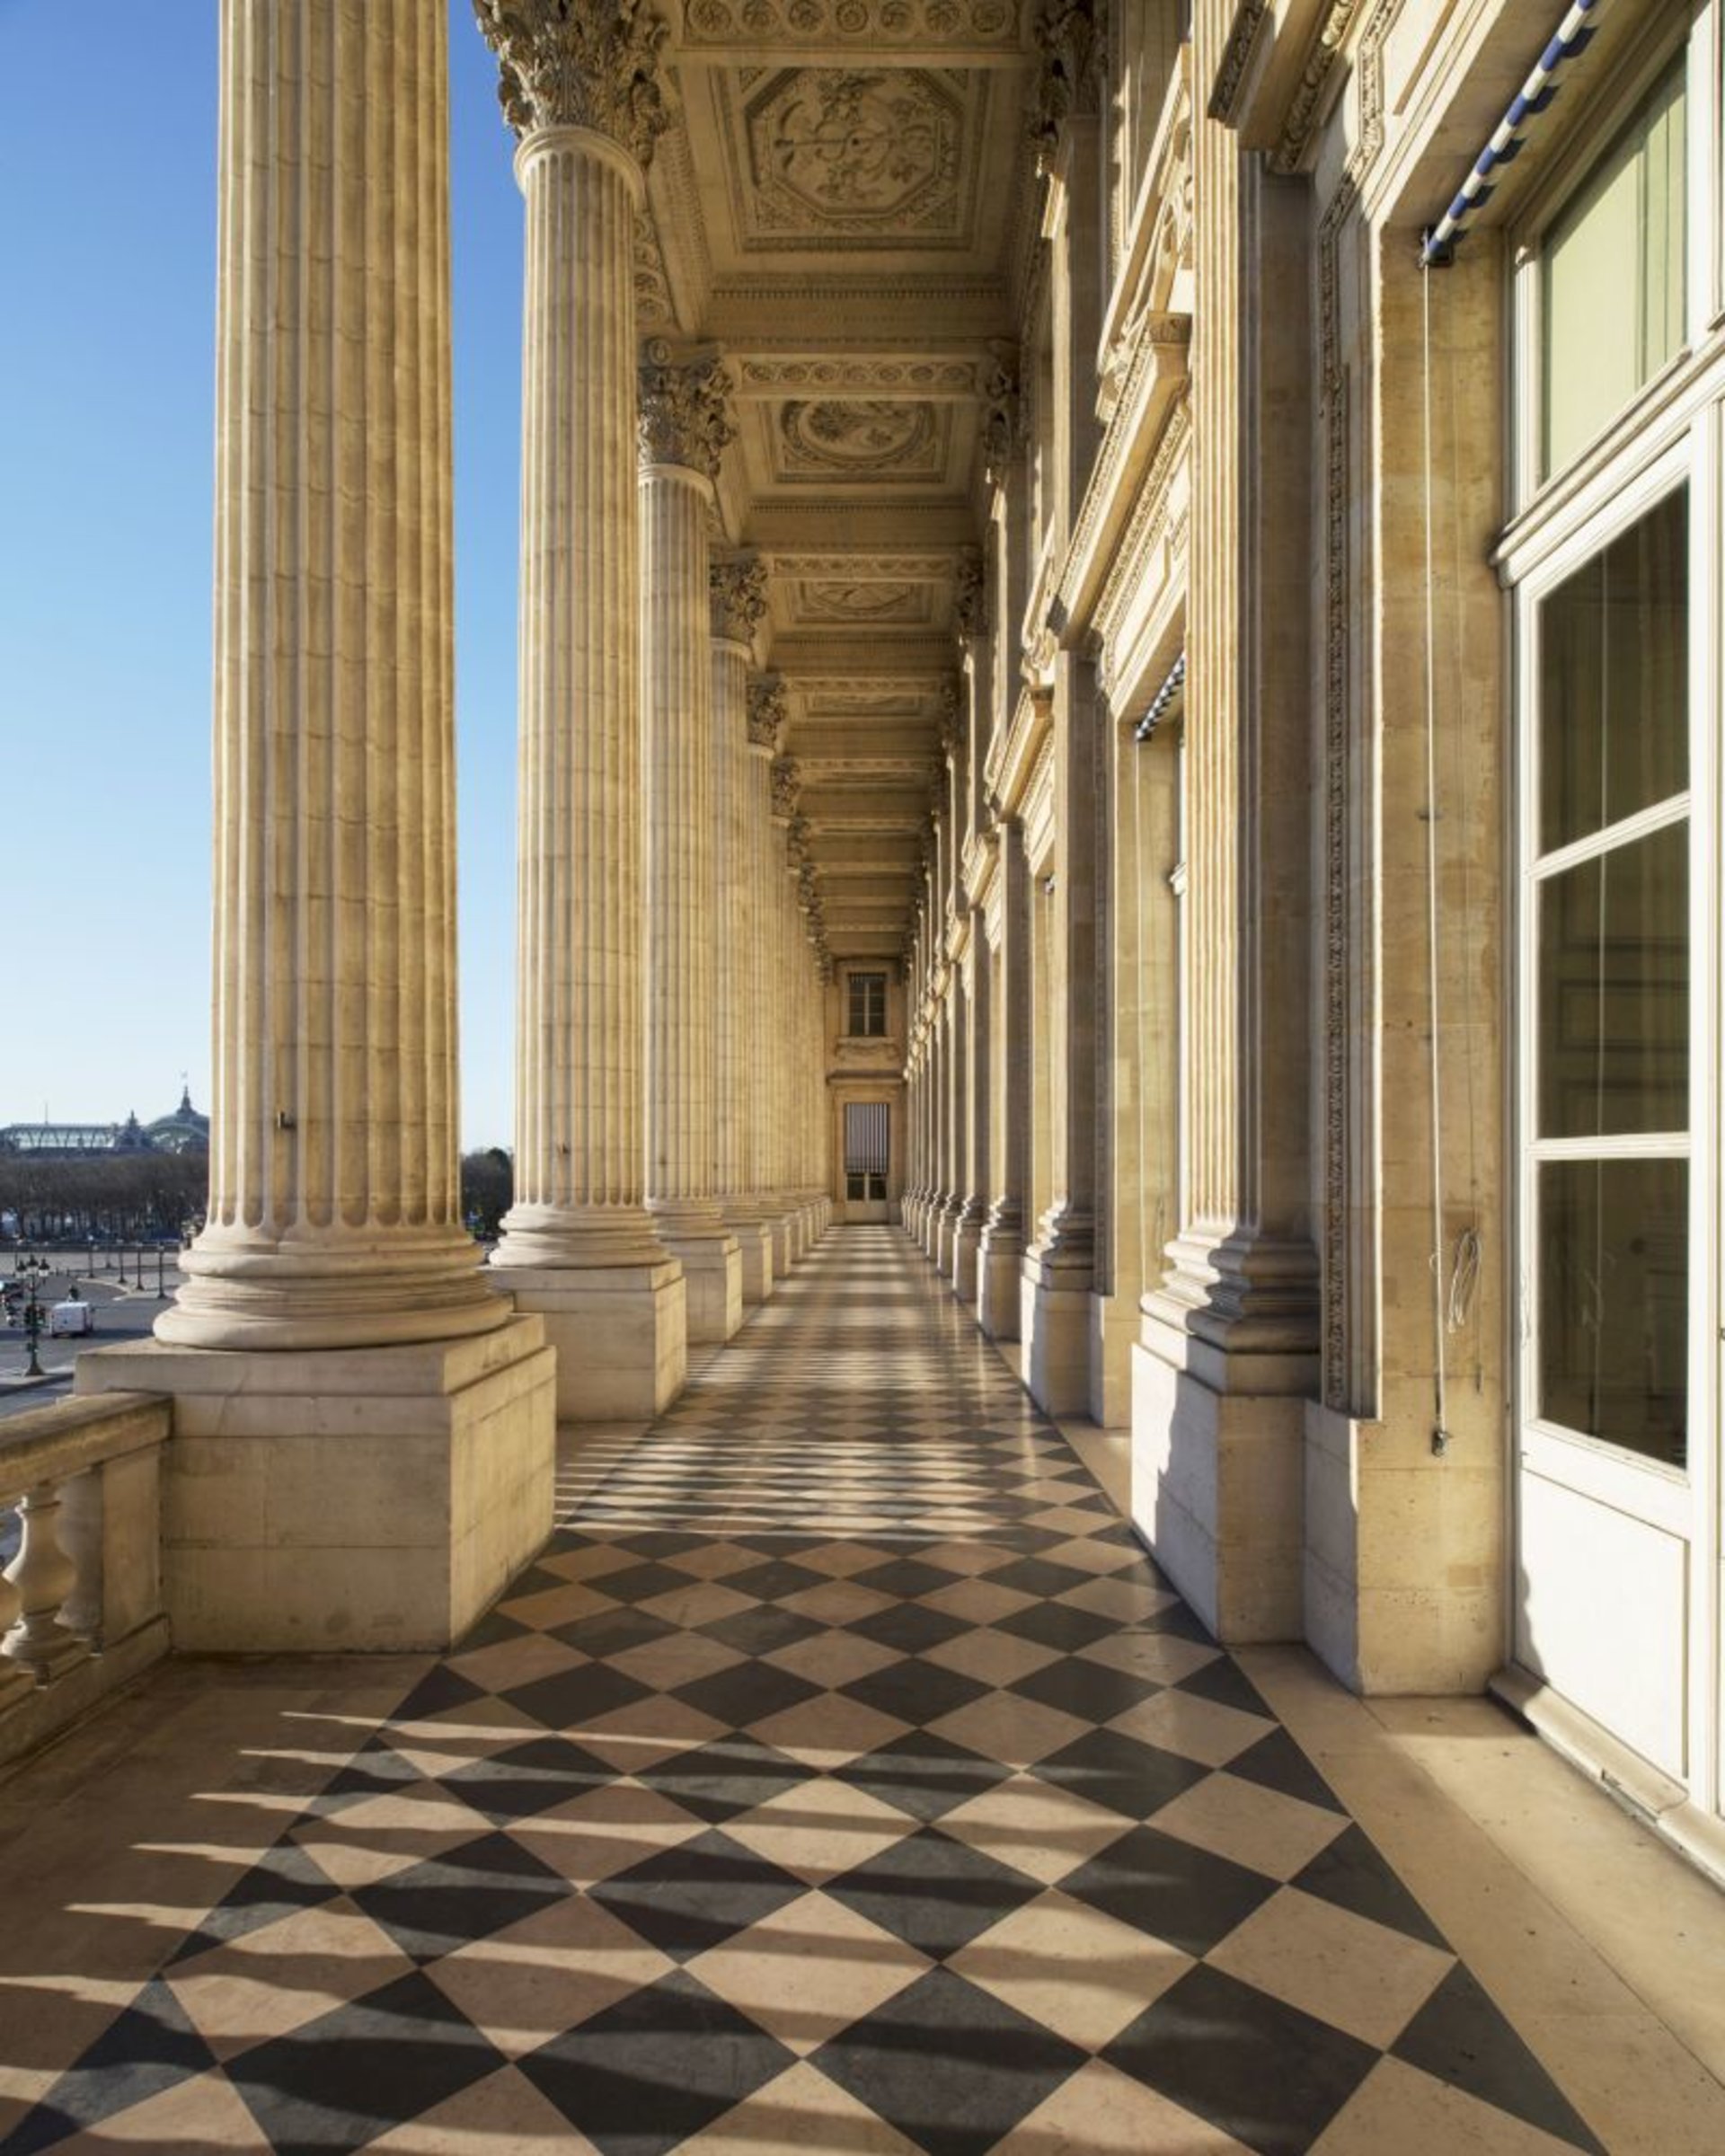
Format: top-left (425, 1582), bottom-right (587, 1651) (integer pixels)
top-left (748, 675), bottom-right (788, 754)
top-left (711, 555), bottom-right (770, 645)
top-left (1030, 0), bottom-right (1101, 167)
top-left (771, 757), bottom-right (801, 824)
top-left (473, 0), bottom-right (671, 167)
top-left (638, 340), bottom-right (737, 479)
top-left (953, 553), bottom-right (987, 640)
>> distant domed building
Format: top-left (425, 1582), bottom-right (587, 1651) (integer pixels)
top-left (0, 1085), bottom-right (209, 1159)
top-left (143, 1086), bottom-right (210, 1157)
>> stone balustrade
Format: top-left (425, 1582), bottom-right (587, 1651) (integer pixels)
top-left (0, 1392), bottom-right (172, 1769)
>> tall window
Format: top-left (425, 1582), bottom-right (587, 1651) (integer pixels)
top-left (1541, 57), bottom-right (1686, 481)
top-left (847, 971), bottom-right (888, 1038)
top-left (845, 1102), bottom-right (889, 1202)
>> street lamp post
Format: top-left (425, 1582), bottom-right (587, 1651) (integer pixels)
top-left (16, 1256), bottom-right (51, 1379)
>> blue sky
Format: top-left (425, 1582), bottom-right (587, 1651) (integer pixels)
top-left (0, 3), bottom-right (526, 1149)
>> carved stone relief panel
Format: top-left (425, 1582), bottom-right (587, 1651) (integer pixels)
top-left (776, 400), bottom-right (948, 481)
top-left (681, 2), bottom-right (1023, 55)
top-left (716, 69), bottom-right (988, 252)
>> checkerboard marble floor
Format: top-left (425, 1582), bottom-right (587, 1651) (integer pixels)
top-left (0, 1227), bottom-right (1610, 2155)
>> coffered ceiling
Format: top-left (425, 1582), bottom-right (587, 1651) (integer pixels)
top-left (643, 1), bottom-right (1045, 967)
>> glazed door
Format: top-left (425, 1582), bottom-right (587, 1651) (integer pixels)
top-left (845, 1101), bottom-right (890, 1223)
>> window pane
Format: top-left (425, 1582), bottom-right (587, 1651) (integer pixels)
top-left (1539, 489), bottom-right (1687, 853)
top-left (848, 973), bottom-right (888, 1037)
top-left (1539, 1158), bottom-right (1687, 1466)
top-left (1537, 821), bottom-right (1688, 1138)
top-left (1542, 58), bottom-right (1686, 481)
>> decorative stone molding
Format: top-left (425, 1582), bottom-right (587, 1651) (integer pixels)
top-left (634, 213), bottom-right (673, 327)
top-left (1030, 0), bottom-right (1102, 164)
top-left (711, 555), bottom-right (769, 644)
top-left (473, 0), bottom-right (672, 165)
top-left (1272, 2), bottom-right (1363, 175)
top-left (737, 356), bottom-right (982, 396)
top-left (953, 553), bottom-right (987, 639)
top-left (1208, 0), bottom-right (1272, 123)
top-left (771, 756), bottom-right (801, 822)
top-left (638, 340), bottom-right (736, 478)
top-left (682, 0), bottom-right (1021, 50)
top-left (747, 674), bottom-right (788, 753)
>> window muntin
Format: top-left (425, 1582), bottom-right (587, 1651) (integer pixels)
top-left (1541, 57), bottom-right (1687, 482)
top-left (847, 971), bottom-right (888, 1038)
top-left (1530, 488), bottom-right (1691, 1468)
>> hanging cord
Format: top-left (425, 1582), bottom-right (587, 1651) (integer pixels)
top-left (1420, 253), bottom-right (1453, 1459)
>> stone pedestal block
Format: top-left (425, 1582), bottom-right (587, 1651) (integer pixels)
top-left (490, 1264), bottom-right (685, 1421)
top-left (723, 1217), bottom-right (774, 1307)
top-left (1088, 1290), bottom-right (1139, 1430)
top-left (1131, 1312), bottom-right (1305, 1644)
top-left (1021, 1250), bottom-right (1092, 1417)
top-left (77, 1320), bottom-right (555, 1653)
top-left (977, 1222), bottom-right (1022, 1340)
top-left (656, 1229), bottom-right (742, 1344)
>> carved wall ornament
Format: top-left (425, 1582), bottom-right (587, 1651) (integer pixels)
top-left (748, 674), bottom-right (789, 751)
top-left (638, 340), bottom-right (737, 477)
top-left (798, 580), bottom-right (925, 623)
top-left (779, 400), bottom-right (942, 477)
top-left (634, 215), bottom-right (673, 327)
top-left (953, 553), bottom-right (987, 639)
top-left (736, 68), bottom-right (970, 247)
top-left (711, 556), bottom-right (770, 643)
top-left (937, 676), bottom-right (963, 753)
top-left (473, 0), bottom-right (672, 165)
top-left (771, 756), bottom-right (802, 821)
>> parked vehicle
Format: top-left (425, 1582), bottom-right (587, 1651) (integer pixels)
top-left (47, 1299), bottom-right (95, 1338)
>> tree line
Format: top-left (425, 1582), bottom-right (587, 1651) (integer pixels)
top-left (0, 1150), bottom-right (515, 1244)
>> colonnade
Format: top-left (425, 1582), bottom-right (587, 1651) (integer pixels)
top-left (78, 0), bottom-right (829, 1655)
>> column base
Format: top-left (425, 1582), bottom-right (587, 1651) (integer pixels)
top-left (769, 1211), bottom-right (798, 1277)
top-left (1130, 1303), bottom-right (1307, 1644)
top-left (951, 1204), bottom-right (986, 1304)
top-left (977, 1221), bottom-right (1022, 1339)
top-left (75, 1319), bottom-right (556, 1653)
top-left (721, 1215), bottom-right (774, 1306)
top-left (657, 1229), bottom-right (742, 1343)
top-left (1020, 1259), bottom-right (1092, 1416)
top-left (1088, 1289), bottom-right (1139, 1429)
top-left (491, 1260), bottom-right (686, 1419)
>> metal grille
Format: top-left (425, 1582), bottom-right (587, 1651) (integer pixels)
top-left (844, 1101), bottom-right (889, 1177)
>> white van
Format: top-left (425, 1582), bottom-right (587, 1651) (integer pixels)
top-left (47, 1299), bottom-right (95, 1338)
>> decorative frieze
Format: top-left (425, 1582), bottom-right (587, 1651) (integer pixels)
top-left (681, 0), bottom-right (1021, 50)
top-left (639, 340), bottom-right (736, 477)
top-left (711, 555), bottom-right (769, 644)
top-left (473, 0), bottom-right (672, 166)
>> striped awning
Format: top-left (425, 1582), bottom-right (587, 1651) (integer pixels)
top-left (1421, 0), bottom-right (1606, 269)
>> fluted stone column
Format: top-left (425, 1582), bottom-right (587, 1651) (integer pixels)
top-left (766, 764), bottom-right (803, 1274)
top-left (951, 615), bottom-right (992, 1300)
top-left (80, 0), bottom-right (556, 1652)
top-left (712, 567), bottom-right (774, 1304)
top-left (637, 345), bottom-right (742, 1344)
top-left (476, 0), bottom-right (686, 1418)
top-left (979, 817), bottom-right (1031, 1339)
top-left (744, 676), bottom-right (789, 1274)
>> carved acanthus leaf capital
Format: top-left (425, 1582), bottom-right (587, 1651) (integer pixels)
top-left (711, 555), bottom-right (769, 644)
top-left (473, 0), bottom-right (672, 165)
top-left (771, 756), bottom-right (801, 822)
top-left (937, 676), bottom-right (964, 755)
top-left (1030, 0), bottom-right (1103, 166)
top-left (979, 346), bottom-right (1022, 490)
top-left (953, 553), bottom-right (987, 640)
top-left (639, 341), bottom-right (736, 478)
top-left (748, 675), bottom-right (788, 754)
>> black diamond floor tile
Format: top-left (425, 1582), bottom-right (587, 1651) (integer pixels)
top-left (810, 1964), bottom-right (1087, 2156)
top-left (672, 1658), bottom-right (823, 1728)
top-left (1103, 1962), bottom-right (1379, 2156)
top-left (841, 1657), bottom-right (991, 1727)
top-left (835, 1731), bottom-right (1016, 1823)
top-left (1061, 1822), bottom-right (1281, 1956)
top-left (349, 1832), bottom-right (571, 1963)
top-left (520, 1970), bottom-right (797, 2156)
top-left (226, 1970), bottom-right (504, 2156)
top-left (634, 1735), bottom-right (809, 1823)
top-left (500, 1660), bottom-right (653, 1731)
top-left (1031, 1726), bottom-right (1213, 1821)
top-left (0, 1981), bottom-right (217, 2156)
top-left (1008, 1651), bottom-right (1163, 1723)
top-left (1391, 1964), bottom-right (1608, 2152)
top-left (590, 1828), bottom-right (809, 1961)
top-left (437, 1734), bottom-right (615, 1824)
top-left (822, 1825), bottom-right (1044, 1959)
